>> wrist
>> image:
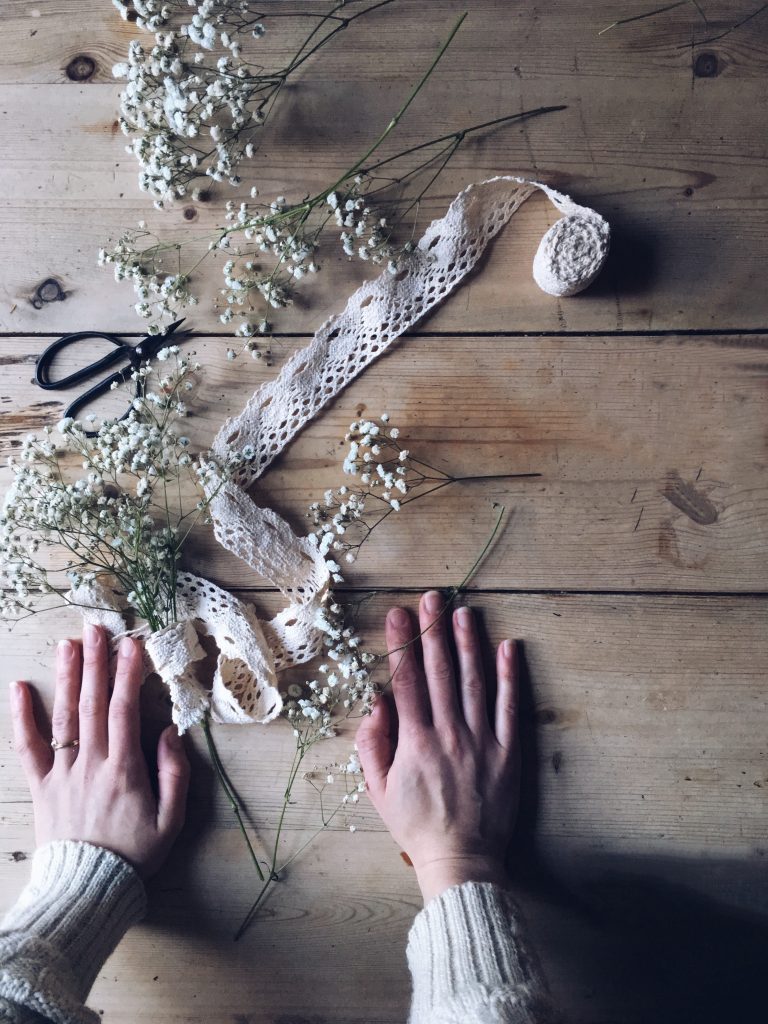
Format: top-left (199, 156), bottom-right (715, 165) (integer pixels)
top-left (1, 840), bottom-right (146, 1000)
top-left (413, 853), bottom-right (509, 905)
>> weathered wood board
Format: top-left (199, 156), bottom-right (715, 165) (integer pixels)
top-left (1, 593), bottom-right (766, 1022)
top-left (1, 1), bottom-right (768, 333)
top-left (1, 333), bottom-right (766, 591)
top-left (1, 0), bottom-right (767, 1021)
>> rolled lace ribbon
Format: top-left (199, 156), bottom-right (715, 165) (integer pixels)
top-left (73, 176), bottom-right (609, 733)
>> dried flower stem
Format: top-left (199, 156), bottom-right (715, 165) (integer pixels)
top-left (599, 1), bottom-right (692, 35)
top-left (233, 501), bottom-right (507, 939)
top-left (202, 714), bottom-right (266, 883)
top-left (677, 1), bottom-right (767, 46)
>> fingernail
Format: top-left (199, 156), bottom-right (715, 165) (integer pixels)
top-left (58, 639), bottom-right (75, 660)
top-left (456, 606), bottom-right (472, 628)
top-left (9, 680), bottom-right (24, 704)
top-left (163, 724), bottom-right (182, 748)
top-left (119, 636), bottom-right (134, 657)
top-left (84, 624), bottom-right (101, 646)
top-left (502, 639), bottom-right (515, 659)
top-left (388, 607), bottom-right (410, 628)
top-left (425, 590), bottom-right (442, 614)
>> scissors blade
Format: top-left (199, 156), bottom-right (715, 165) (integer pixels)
top-left (135, 319), bottom-right (189, 361)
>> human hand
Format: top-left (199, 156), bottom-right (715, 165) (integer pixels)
top-left (10, 624), bottom-right (190, 878)
top-left (356, 591), bottom-right (520, 904)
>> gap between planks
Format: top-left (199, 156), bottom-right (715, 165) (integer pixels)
top-left (4, 327), bottom-right (768, 340)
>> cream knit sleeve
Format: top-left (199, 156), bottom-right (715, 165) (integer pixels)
top-left (0, 841), bottom-right (146, 1024)
top-left (406, 882), bottom-right (549, 1023)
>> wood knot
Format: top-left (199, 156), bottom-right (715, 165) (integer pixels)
top-left (534, 707), bottom-right (558, 725)
top-left (31, 278), bottom-right (66, 309)
top-left (183, 206), bottom-right (198, 221)
top-left (66, 54), bottom-right (97, 82)
top-left (693, 52), bottom-right (718, 78)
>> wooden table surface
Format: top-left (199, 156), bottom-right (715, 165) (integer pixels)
top-left (1, 2), bottom-right (767, 1021)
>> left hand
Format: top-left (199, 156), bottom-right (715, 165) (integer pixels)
top-left (10, 624), bottom-right (189, 878)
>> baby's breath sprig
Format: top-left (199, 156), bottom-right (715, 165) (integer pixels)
top-left (307, 414), bottom-right (540, 571)
top-left (112, 0), bottom-right (397, 204)
top-left (233, 500), bottom-right (509, 938)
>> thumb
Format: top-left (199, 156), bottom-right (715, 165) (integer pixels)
top-left (156, 725), bottom-right (190, 839)
top-left (355, 695), bottom-right (394, 806)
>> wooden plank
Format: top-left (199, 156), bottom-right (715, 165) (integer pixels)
top-left (1, 333), bottom-right (766, 591)
top-left (4, 2), bottom-right (768, 86)
top-left (2, 2), bottom-right (768, 333)
top-left (2, 593), bottom-right (766, 850)
top-left (1, 592), bottom-right (766, 1023)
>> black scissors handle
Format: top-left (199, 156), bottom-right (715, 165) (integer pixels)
top-left (61, 364), bottom-right (139, 426)
top-left (34, 320), bottom-right (186, 435)
top-left (35, 332), bottom-right (130, 390)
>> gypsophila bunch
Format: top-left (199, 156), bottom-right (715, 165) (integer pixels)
top-left (0, 350), bottom-right (250, 631)
top-left (112, 0), bottom-right (395, 204)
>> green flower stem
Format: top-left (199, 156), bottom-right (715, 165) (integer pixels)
top-left (311, 10), bottom-right (468, 204)
top-left (234, 734), bottom-right (310, 940)
top-left (202, 714), bottom-right (266, 883)
top-left (599, 0), bottom-right (690, 34)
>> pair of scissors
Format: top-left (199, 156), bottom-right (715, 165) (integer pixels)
top-left (34, 320), bottom-right (187, 437)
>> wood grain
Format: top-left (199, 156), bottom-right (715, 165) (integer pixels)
top-left (1, 1), bottom-right (768, 333)
top-left (1, 2), bottom-right (767, 1022)
top-left (1, 333), bottom-right (766, 591)
top-left (1, 591), bottom-right (766, 1023)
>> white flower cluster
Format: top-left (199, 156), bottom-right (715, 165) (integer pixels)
top-left (307, 415), bottom-right (410, 570)
top-left (278, 418), bottom-right (420, 744)
top-left (281, 598), bottom-right (377, 740)
top-left (102, 4), bottom-right (430, 336)
top-left (303, 748), bottom-right (367, 832)
top-left (214, 194), bottom-right (320, 344)
top-left (327, 178), bottom-right (402, 269)
top-left (0, 353), bottom-right (245, 629)
top-left (112, 2), bottom-right (272, 204)
top-left (111, 2), bottom-right (386, 206)
top-left (98, 229), bottom-right (197, 331)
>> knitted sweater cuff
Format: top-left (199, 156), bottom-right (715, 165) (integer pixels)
top-left (0, 841), bottom-right (146, 1024)
top-left (406, 881), bottom-right (544, 1023)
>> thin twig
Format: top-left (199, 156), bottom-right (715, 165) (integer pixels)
top-left (599, 0), bottom-right (690, 35)
top-left (678, 1), bottom-right (768, 46)
top-left (202, 715), bottom-right (266, 883)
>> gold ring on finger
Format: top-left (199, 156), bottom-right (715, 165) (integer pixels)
top-left (50, 737), bottom-right (79, 751)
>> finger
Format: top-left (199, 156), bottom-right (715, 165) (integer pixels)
top-left (79, 624), bottom-right (109, 756)
top-left (156, 726), bottom-right (190, 839)
top-left (10, 681), bottom-right (53, 783)
top-left (51, 639), bottom-right (82, 767)
top-left (453, 605), bottom-right (489, 736)
top-left (108, 636), bottom-right (143, 763)
top-left (419, 591), bottom-right (460, 726)
top-left (386, 607), bottom-right (431, 730)
top-left (355, 695), bottom-right (394, 805)
top-left (495, 640), bottom-right (519, 751)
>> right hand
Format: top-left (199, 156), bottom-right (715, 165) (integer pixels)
top-left (10, 625), bottom-right (190, 878)
top-left (356, 590), bottom-right (520, 904)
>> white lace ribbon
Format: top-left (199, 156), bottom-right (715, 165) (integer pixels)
top-left (75, 176), bottom-right (609, 732)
